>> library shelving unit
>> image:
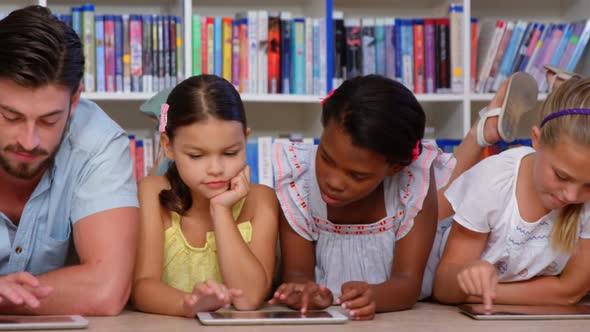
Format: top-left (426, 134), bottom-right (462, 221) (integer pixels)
top-left (6, 0), bottom-right (590, 139)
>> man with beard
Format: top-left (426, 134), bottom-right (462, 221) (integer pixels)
top-left (0, 6), bottom-right (138, 315)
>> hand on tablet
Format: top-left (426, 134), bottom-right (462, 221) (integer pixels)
top-left (182, 280), bottom-right (243, 317)
top-left (0, 272), bottom-right (53, 308)
top-left (268, 281), bottom-right (333, 314)
top-left (337, 281), bottom-right (375, 320)
top-left (457, 260), bottom-right (498, 311)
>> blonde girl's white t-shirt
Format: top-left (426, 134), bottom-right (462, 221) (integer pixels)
top-left (444, 146), bottom-right (590, 282)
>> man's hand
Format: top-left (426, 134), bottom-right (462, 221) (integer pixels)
top-left (0, 272), bottom-right (52, 308)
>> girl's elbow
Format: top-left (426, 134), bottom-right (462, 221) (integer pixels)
top-left (232, 296), bottom-right (264, 311)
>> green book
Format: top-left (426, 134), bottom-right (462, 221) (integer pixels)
top-left (192, 14), bottom-right (202, 75)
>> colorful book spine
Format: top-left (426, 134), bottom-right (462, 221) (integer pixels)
top-left (550, 23), bottom-right (573, 67)
top-left (176, 17), bottom-right (183, 82)
top-left (401, 19), bottom-right (414, 91)
top-left (104, 15), bottom-right (116, 92)
top-left (163, 16), bottom-right (171, 88)
top-left (511, 22), bottom-right (536, 75)
top-left (238, 15), bottom-right (248, 92)
top-left (477, 20), bottom-right (506, 93)
top-left (312, 18), bottom-right (320, 95)
top-left (71, 7), bottom-right (83, 38)
top-left (319, 17), bottom-right (327, 95)
top-left (558, 22), bottom-right (584, 69)
top-left (361, 18), bottom-right (376, 76)
top-left (292, 18), bottom-right (306, 94)
top-left (519, 23), bottom-right (544, 72)
top-left (385, 18), bottom-right (396, 81)
top-left (413, 19), bottom-right (425, 94)
top-left (232, 18), bottom-right (241, 89)
top-left (247, 11), bottom-right (258, 94)
top-left (129, 15), bottom-right (143, 92)
top-left (157, 16), bottom-right (165, 89)
top-left (305, 18), bottom-right (314, 95)
top-left (566, 20), bottom-right (590, 72)
top-left (169, 16), bottom-right (177, 87)
top-left (394, 19), bottom-right (403, 82)
top-left (151, 15), bottom-right (159, 92)
top-left (82, 4), bottom-right (96, 92)
top-left (375, 18), bottom-right (386, 76)
top-left (95, 15), bottom-right (105, 93)
top-left (493, 20), bottom-right (528, 91)
top-left (333, 11), bottom-right (346, 88)
top-left (214, 17), bottom-right (222, 77)
top-left (470, 18), bottom-right (478, 93)
top-left (142, 15), bottom-right (153, 93)
top-left (280, 12), bottom-right (292, 94)
top-left (123, 15), bottom-right (132, 92)
top-left (222, 17), bottom-right (233, 82)
top-left (345, 18), bottom-right (362, 80)
top-left (424, 18), bottom-right (436, 93)
top-left (524, 23), bottom-right (551, 75)
top-left (207, 17), bottom-right (215, 76)
top-left (201, 17), bottom-right (209, 74)
top-left (114, 15), bottom-right (124, 92)
top-left (257, 11), bottom-right (268, 94)
top-left (449, 4), bottom-right (463, 93)
top-left (192, 15), bottom-right (202, 75)
top-left (268, 13), bottom-right (281, 93)
top-left (486, 21), bottom-right (514, 92)
top-left (436, 18), bottom-right (450, 92)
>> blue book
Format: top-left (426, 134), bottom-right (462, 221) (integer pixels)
top-left (214, 16), bottom-right (222, 77)
top-left (246, 140), bottom-right (259, 184)
top-left (114, 15), bottom-right (124, 92)
top-left (163, 16), bottom-right (171, 88)
top-left (493, 21), bottom-right (528, 91)
top-left (550, 23), bottom-right (573, 67)
top-left (375, 20), bottom-right (386, 76)
top-left (518, 24), bottom-right (545, 72)
top-left (292, 18), bottom-right (305, 94)
top-left (95, 15), bottom-right (105, 92)
top-left (312, 19), bottom-right (321, 95)
top-left (566, 20), bottom-right (590, 72)
top-left (280, 13), bottom-right (292, 94)
top-left (394, 18), bottom-right (403, 83)
top-left (71, 6), bottom-right (83, 38)
top-left (401, 19), bottom-right (414, 90)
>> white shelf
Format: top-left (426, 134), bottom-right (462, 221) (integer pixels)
top-left (81, 92), bottom-right (467, 103)
top-left (470, 93), bottom-right (548, 102)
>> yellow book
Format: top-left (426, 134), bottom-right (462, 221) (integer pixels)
top-left (222, 17), bottom-right (233, 81)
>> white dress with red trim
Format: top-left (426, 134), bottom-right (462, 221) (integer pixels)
top-left (273, 140), bottom-right (455, 299)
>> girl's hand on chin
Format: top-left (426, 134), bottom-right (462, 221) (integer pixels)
top-left (209, 166), bottom-right (251, 213)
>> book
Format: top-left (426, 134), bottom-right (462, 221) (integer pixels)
top-left (232, 18), bottom-right (241, 89)
top-left (449, 3), bottom-right (463, 93)
top-left (82, 4), bottom-right (96, 92)
top-left (361, 18), bottom-right (376, 76)
top-left (142, 15), bottom-right (153, 92)
top-left (280, 12), bottom-right (292, 94)
top-left (192, 14), bottom-right (202, 75)
top-left (222, 17), bottom-right (233, 82)
top-left (129, 15), bottom-right (143, 92)
top-left (114, 15), bottom-right (124, 92)
top-left (95, 15), bottom-right (105, 93)
top-left (104, 15), bottom-right (116, 92)
top-left (333, 11), bottom-right (346, 87)
top-left (214, 17), bottom-right (222, 77)
top-left (292, 18), bottom-right (305, 94)
top-left (413, 19), bottom-right (425, 93)
top-left (345, 18), bottom-right (362, 79)
top-left (424, 18), bottom-right (436, 93)
top-left (268, 12), bottom-right (281, 93)
top-left (258, 11), bottom-right (269, 94)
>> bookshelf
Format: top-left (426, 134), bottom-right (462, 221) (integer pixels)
top-left (6, 0), bottom-right (590, 139)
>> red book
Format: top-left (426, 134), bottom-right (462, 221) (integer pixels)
top-left (268, 14), bottom-right (281, 93)
top-left (471, 18), bottom-right (478, 93)
top-left (201, 16), bottom-right (209, 74)
top-left (413, 20), bottom-right (425, 94)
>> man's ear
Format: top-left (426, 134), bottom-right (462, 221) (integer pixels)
top-left (245, 127), bottom-right (251, 138)
top-left (531, 125), bottom-right (542, 150)
top-left (386, 163), bottom-right (404, 177)
top-left (69, 84), bottom-right (83, 116)
top-left (160, 133), bottom-right (175, 161)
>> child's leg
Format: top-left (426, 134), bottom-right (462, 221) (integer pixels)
top-left (437, 73), bottom-right (538, 221)
top-left (436, 82), bottom-right (506, 220)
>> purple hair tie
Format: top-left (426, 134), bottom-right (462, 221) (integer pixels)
top-left (540, 108), bottom-right (590, 128)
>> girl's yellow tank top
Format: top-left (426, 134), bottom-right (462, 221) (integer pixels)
top-left (161, 199), bottom-right (251, 293)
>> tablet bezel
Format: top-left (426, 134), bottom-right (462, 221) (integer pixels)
top-left (459, 304), bottom-right (590, 320)
top-left (197, 309), bottom-right (348, 325)
top-left (0, 315), bottom-right (88, 330)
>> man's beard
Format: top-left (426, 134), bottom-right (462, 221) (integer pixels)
top-left (0, 119), bottom-right (69, 180)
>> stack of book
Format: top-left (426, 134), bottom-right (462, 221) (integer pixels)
top-left (55, 4), bottom-right (184, 94)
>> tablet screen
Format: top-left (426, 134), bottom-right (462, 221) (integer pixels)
top-left (0, 316), bottom-right (77, 324)
top-left (460, 304), bottom-right (590, 316)
top-left (210, 311), bottom-right (335, 319)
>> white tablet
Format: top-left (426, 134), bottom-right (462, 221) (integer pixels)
top-left (197, 310), bottom-right (348, 325)
top-left (0, 315), bottom-right (88, 330)
top-left (459, 304), bottom-right (590, 320)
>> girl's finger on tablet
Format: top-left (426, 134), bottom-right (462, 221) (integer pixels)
top-left (342, 293), bottom-right (370, 310)
top-left (338, 288), bottom-right (361, 303)
top-left (0, 285), bottom-right (24, 305)
top-left (349, 302), bottom-right (376, 320)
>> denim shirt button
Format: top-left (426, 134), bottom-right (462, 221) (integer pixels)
top-left (15, 246), bottom-right (22, 254)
